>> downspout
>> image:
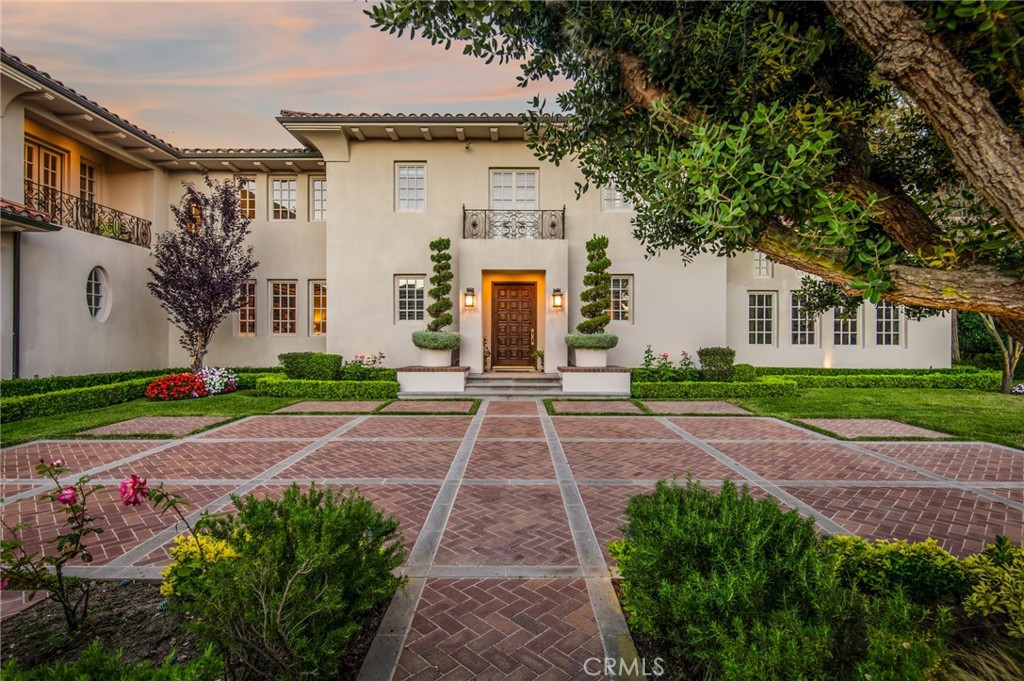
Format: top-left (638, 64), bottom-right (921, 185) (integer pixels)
top-left (12, 231), bottom-right (20, 378)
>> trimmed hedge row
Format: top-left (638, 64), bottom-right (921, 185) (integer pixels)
top-left (754, 366), bottom-right (979, 376)
top-left (776, 372), bottom-right (1001, 390)
top-left (255, 376), bottom-right (399, 400)
top-left (632, 379), bottom-right (799, 399)
top-left (1, 366), bottom-right (284, 397)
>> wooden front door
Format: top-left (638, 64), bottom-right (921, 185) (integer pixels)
top-left (492, 282), bottom-right (536, 367)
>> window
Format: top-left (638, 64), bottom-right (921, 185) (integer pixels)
top-left (876, 301), bottom-right (901, 346)
top-left (237, 279), bottom-right (256, 337)
top-left (602, 185), bottom-right (633, 211)
top-left (834, 306), bottom-right (860, 346)
top-left (85, 267), bottom-right (108, 321)
top-left (270, 178), bottom-right (297, 220)
top-left (270, 281), bottom-right (297, 334)
top-left (753, 252), bottom-right (773, 278)
top-left (395, 164), bottom-right (425, 212)
top-left (237, 175), bottom-right (256, 220)
top-left (310, 280), bottom-right (327, 335)
top-left (610, 275), bottom-right (633, 323)
top-left (490, 169), bottom-right (537, 209)
top-left (25, 140), bottom-right (64, 191)
top-left (748, 292), bottom-right (775, 345)
top-left (310, 176), bottom-right (327, 221)
top-left (790, 294), bottom-right (817, 346)
top-left (395, 275), bottom-right (425, 322)
top-left (79, 162), bottom-right (97, 204)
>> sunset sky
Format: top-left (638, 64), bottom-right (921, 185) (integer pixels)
top-left (1, 0), bottom-right (567, 148)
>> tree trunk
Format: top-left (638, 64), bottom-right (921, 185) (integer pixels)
top-left (951, 310), bottom-right (960, 362)
top-left (826, 0), bottom-right (1024, 240)
top-left (188, 333), bottom-right (209, 373)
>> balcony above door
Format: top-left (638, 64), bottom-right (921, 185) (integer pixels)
top-left (462, 206), bottom-right (565, 240)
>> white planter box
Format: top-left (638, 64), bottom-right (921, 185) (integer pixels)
top-left (574, 348), bottom-right (608, 368)
top-left (419, 348), bottom-right (451, 367)
top-left (561, 370), bottom-right (630, 395)
top-left (398, 369), bottom-right (467, 393)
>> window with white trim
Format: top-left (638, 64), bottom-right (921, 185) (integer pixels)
top-left (24, 139), bottom-right (64, 192)
top-left (395, 275), bottom-right (425, 322)
top-left (876, 301), bottom-right (901, 346)
top-left (86, 267), bottom-right (108, 320)
top-left (834, 306), bottom-right (860, 346)
top-left (270, 178), bottom-right (297, 220)
top-left (310, 176), bottom-right (327, 221)
top-left (602, 185), bottom-right (633, 211)
top-left (310, 280), bottom-right (327, 335)
top-left (80, 162), bottom-right (97, 204)
top-left (748, 292), bottom-right (775, 345)
top-left (237, 175), bottom-right (256, 220)
top-left (610, 275), bottom-right (633, 323)
top-left (395, 164), bottom-right (426, 212)
top-left (237, 279), bottom-right (256, 337)
top-left (490, 169), bottom-right (537, 209)
top-left (753, 252), bottom-right (773, 278)
top-left (790, 293), bottom-right (816, 346)
top-left (270, 281), bottom-right (297, 334)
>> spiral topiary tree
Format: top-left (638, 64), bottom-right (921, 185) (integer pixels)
top-left (426, 237), bottom-right (453, 332)
top-left (566, 234), bottom-right (618, 353)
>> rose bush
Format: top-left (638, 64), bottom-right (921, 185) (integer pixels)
top-left (145, 373), bottom-right (208, 401)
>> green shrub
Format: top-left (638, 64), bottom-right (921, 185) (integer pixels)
top-left (631, 368), bottom-right (705, 383)
top-left (632, 379), bottom-right (798, 399)
top-left (576, 234), bottom-right (612, 334)
top-left (774, 372), bottom-right (1000, 390)
top-left (823, 535), bottom-right (972, 606)
top-left (338, 366), bottom-right (397, 382)
top-left (0, 640), bottom-right (223, 680)
top-left (565, 332), bottom-right (619, 350)
top-left (178, 485), bottom-right (405, 680)
top-left (1, 378), bottom-right (151, 422)
top-left (962, 536), bottom-right (1024, 639)
top-left (255, 376), bottom-right (398, 400)
top-left (611, 480), bottom-right (843, 679)
top-left (1, 366), bottom-right (284, 397)
top-left (426, 237), bottom-right (454, 332)
top-left (855, 591), bottom-right (952, 681)
top-left (411, 330), bottom-right (461, 350)
top-left (957, 353), bottom-right (1024, 379)
top-left (697, 346), bottom-right (736, 382)
top-left (754, 366), bottom-right (979, 376)
top-left (733, 363), bottom-right (756, 382)
top-left (277, 353), bottom-right (342, 381)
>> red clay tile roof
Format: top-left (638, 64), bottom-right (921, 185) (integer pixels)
top-left (1, 198), bottom-right (52, 222)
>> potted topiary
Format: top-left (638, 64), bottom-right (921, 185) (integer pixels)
top-left (412, 237), bottom-right (461, 366)
top-left (565, 234), bottom-right (618, 367)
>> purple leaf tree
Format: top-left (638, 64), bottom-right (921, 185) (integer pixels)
top-left (148, 174), bottom-right (258, 372)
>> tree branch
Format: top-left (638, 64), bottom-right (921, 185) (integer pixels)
top-left (826, 0), bottom-right (1024, 240)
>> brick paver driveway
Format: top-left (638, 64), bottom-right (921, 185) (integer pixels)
top-left (2, 402), bottom-right (1021, 679)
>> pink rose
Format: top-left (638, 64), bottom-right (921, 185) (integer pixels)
top-left (0, 575), bottom-right (8, 590)
top-left (660, 353), bottom-right (669, 359)
top-left (119, 474), bottom-right (149, 506)
top-left (51, 458), bottom-right (66, 468)
top-left (57, 486), bottom-right (77, 506)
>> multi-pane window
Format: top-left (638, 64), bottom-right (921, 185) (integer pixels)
top-left (25, 141), bottom-right (65, 216)
top-left (490, 169), bottom-right (537, 210)
top-left (270, 281), bottom-right (297, 334)
top-left (270, 178), bottom-right (297, 220)
top-left (876, 301), bottom-right (901, 346)
top-left (791, 294), bottom-right (817, 346)
top-left (753, 252), bottom-right (773, 278)
top-left (79, 162), bottom-right (96, 204)
top-left (310, 176), bottom-right (327, 221)
top-left (602, 185), bottom-right (633, 211)
top-left (237, 279), bottom-right (256, 337)
top-left (610, 275), bottom-right (633, 323)
top-left (834, 306), bottom-right (860, 346)
top-left (395, 276), bottom-right (425, 322)
top-left (748, 292), bottom-right (775, 345)
top-left (396, 164), bottom-right (426, 212)
top-left (310, 280), bottom-right (327, 335)
top-left (238, 175), bottom-right (256, 220)
top-left (86, 267), bottom-right (107, 320)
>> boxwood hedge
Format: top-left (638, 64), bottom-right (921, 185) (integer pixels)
top-left (754, 366), bottom-right (979, 376)
top-left (776, 372), bottom-right (1000, 390)
top-left (1, 366), bottom-right (284, 398)
top-left (255, 376), bottom-right (399, 400)
top-left (632, 379), bottom-right (798, 399)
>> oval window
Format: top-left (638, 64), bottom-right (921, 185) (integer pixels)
top-left (86, 267), bottom-right (110, 321)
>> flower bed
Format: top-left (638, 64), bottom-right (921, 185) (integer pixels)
top-left (145, 368), bottom-right (238, 401)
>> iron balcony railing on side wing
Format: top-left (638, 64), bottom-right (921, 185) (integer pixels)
top-left (24, 180), bottom-right (152, 248)
top-left (463, 206), bottom-right (565, 239)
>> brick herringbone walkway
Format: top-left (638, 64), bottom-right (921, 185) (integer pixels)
top-left (2, 402), bottom-right (1021, 678)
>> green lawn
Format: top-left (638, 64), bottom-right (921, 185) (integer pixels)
top-left (736, 388), bottom-right (1024, 450)
top-left (0, 391), bottom-right (300, 447)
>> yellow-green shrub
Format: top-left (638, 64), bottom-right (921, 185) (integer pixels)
top-left (160, 533), bottom-right (238, 598)
top-left (962, 536), bottom-right (1024, 639)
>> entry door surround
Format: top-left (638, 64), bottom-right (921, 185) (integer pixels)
top-left (492, 282), bottom-right (536, 367)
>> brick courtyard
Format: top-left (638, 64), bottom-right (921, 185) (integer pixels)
top-left (2, 401), bottom-right (1021, 679)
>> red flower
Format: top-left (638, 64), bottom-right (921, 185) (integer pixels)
top-left (56, 486), bottom-right (77, 506)
top-left (145, 373), bottom-right (209, 401)
top-left (119, 474), bottom-right (150, 506)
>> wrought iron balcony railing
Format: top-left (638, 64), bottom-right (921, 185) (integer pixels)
top-left (24, 180), bottom-right (151, 248)
top-left (463, 206), bottom-right (565, 239)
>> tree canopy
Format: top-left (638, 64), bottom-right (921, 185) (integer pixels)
top-left (369, 0), bottom-right (1024, 339)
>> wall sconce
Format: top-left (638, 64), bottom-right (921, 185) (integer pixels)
top-left (551, 288), bottom-right (563, 310)
top-left (464, 287), bottom-right (476, 308)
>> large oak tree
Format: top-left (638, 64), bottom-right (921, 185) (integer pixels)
top-left (369, 0), bottom-right (1024, 340)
